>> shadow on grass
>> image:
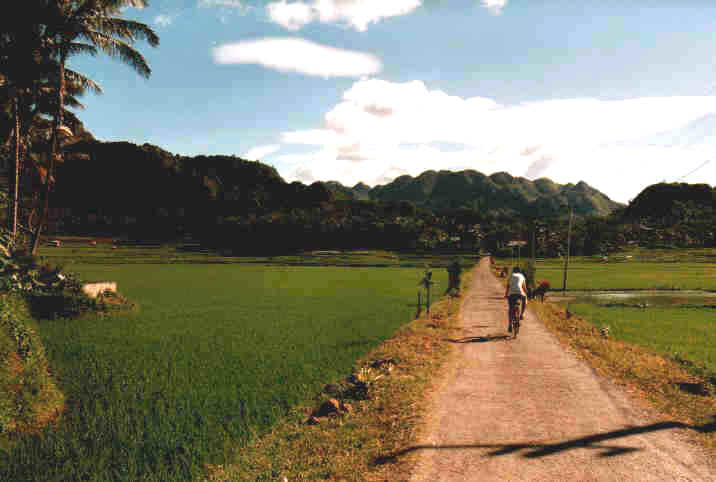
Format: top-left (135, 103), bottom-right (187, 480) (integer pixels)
top-left (374, 419), bottom-right (716, 465)
top-left (445, 334), bottom-right (512, 344)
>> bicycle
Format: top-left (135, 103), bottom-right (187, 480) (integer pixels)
top-left (509, 299), bottom-right (521, 338)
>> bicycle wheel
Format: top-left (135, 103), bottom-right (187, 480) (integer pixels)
top-left (509, 304), bottom-right (518, 337)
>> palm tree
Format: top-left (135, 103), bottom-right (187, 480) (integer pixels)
top-left (1, 49), bottom-right (100, 242)
top-left (0, 4), bottom-right (45, 239)
top-left (30, 0), bottom-right (159, 253)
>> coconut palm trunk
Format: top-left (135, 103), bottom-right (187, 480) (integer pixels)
top-left (31, 51), bottom-right (65, 255)
top-left (11, 95), bottom-right (21, 239)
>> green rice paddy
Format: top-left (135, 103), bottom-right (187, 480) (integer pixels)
top-left (533, 255), bottom-right (716, 291)
top-left (568, 299), bottom-right (716, 379)
top-left (2, 263), bottom-right (448, 480)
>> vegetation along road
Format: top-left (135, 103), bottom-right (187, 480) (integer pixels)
top-left (408, 259), bottom-right (714, 481)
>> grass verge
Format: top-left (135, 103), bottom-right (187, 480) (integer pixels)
top-left (531, 301), bottom-right (715, 451)
top-left (0, 294), bottom-right (65, 441)
top-left (207, 269), bottom-right (473, 481)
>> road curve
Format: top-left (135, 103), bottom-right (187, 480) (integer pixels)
top-left (408, 258), bottom-right (714, 481)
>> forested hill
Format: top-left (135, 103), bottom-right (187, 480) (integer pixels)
top-left (38, 139), bottom-right (716, 251)
top-left (623, 182), bottom-right (715, 224)
top-left (56, 139), bottom-right (349, 212)
top-left (55, 139), bottom-right (621, 218)
top-left (327, 170), bottom-right (622, 217)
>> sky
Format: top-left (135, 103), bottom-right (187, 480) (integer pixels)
top-left (67, 0), bottom-right (716, 204)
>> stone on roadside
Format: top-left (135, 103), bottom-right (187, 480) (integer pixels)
top-left (314, 398), bottom-right (341, 417)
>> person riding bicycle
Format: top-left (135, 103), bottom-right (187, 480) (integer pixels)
top-left (504, 266), bottom-right (527, 332)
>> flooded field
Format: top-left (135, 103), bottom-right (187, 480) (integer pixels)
top-left (550, 289), bottom-right (716, 303)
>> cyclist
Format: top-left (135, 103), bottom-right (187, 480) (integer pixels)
top-left (504, 266), bottom-right (527, 332)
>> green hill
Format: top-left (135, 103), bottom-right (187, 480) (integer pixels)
top-left (326, 170), bottom-right (622, 217)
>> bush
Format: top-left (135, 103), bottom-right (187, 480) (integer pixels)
top-left (25, 293), bottom-right (98, 320)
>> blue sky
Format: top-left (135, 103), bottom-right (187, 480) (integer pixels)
top-left (68, 0), bottom-right (716, 203)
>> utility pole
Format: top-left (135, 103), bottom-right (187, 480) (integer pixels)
top-left (562, 208), bottom-right (573, 292)
top-left (531, 220), bottom-right (537, 263)
top-left (517, 244), bottom-right (521, 265)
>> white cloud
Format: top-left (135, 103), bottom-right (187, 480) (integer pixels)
top-left (274, 78), bottom-right (716, 202)
top-left (481, 0), bottom-right (508, 15)
top-left (154, 14), bottom-right (173, 27)
top-left (198, 0), bottom-right (252, 20)
top-left (266, 0), bottom-right (422, 32)
top-left (198, 0), bottom-right (245, 8)
top-left (267, 1), bottom-right (315, 31)
top-left (212, 38), bottom-right (382, 78)
top-left (244, 144), bottom-right (281, 160)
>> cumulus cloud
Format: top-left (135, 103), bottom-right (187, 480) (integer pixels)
top-left (525, 155), bottom-right (553, 179)
top-left (481, 0), bottom-right (508, 15)
top-left (212, 38), bottom-right (382, 77)
top-left (274, 78), bottom-right (716, 202)
top-left (293, 167), bottom-right (316, 183)
top-left (266, 1), bottom-right (316, 31)
top-left (266, 0), bottom-right (422, 32)
top-left (244, 144), bottom-right (281, 160)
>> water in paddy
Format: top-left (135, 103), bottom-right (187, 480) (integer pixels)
top-left (550, 290), bottom-right (716, 304)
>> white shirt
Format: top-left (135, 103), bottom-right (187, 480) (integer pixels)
top-left (508, 273), bottom-right (527, 296)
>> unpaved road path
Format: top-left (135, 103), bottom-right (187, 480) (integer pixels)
top-left (409, 259), bottom-right (714, 481)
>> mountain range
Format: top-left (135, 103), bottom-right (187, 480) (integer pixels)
top-left (325, 170), bottom-right (622, 217)
top-left (45, 138), bottom-right (623, 218)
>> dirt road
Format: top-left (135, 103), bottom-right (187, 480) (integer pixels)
top-left (408, 259), bottom-right (714, 481)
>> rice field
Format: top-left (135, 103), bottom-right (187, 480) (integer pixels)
top-left (567, 298), bottom-right (716, 379)
top-left (2, 263), bottom-right (448, 480)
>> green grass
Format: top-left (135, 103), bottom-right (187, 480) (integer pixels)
top-left (568, 300), bottom-right (716, 379)
top-left (495, 248), bottom-right (716, 291)
top-left (37, 241), bottom-right (480, 268)
top-left (536, 260), bottom-right (716, 291)
top-left (491, 252), bottom-right (715, 291)
top-left (1, 264), bottom-right (448, 480)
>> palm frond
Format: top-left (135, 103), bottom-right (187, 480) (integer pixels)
top-left (65, 42), bottom-right (98, 59)
top-left (101, 0), bottom-right (151, 12)
top-left (90, 17), bottom-right (159, 47)
top-left (82, 32), bottom-right (151, 78)
top-left (64, 68), bottom-right (103, 95)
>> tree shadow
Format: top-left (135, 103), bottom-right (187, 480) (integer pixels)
top-left (445, 334), bottom-right (512, 344)
top-left (374, 419), bottom-right (713, 466)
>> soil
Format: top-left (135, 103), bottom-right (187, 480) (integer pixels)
top-left (408, 258), bottom-right (715, 481)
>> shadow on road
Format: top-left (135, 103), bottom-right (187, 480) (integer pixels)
top-left (374, 420), bottom-right (715, 466)
top-left (445, 334), bottom-right (511, 344)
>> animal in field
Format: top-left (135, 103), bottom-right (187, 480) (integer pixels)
top-left (532, 280), bottom-right (550, 301)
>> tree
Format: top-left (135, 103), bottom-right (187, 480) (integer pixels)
top-left (30, 0), bottom-right (159, 254)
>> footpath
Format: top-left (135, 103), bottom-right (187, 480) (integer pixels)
top-left (408, 258), bottom-right (714, 481)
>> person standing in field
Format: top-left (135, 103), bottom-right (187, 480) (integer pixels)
top-left (504, 266), bottom-right (527, 332)
top-left (446, 259), bottom-right (462, 294)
